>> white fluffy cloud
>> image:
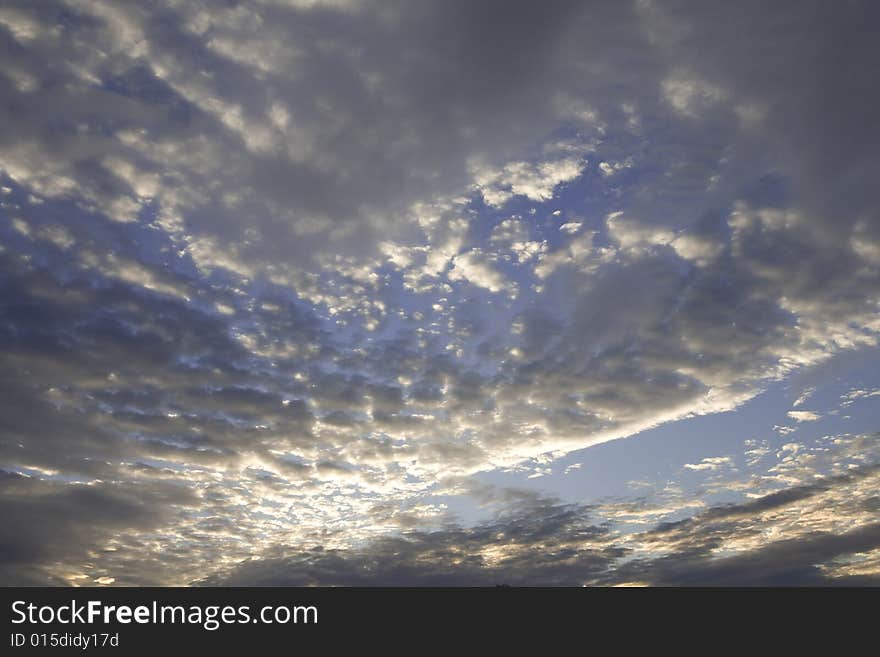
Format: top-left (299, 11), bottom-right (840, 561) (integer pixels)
top-left (787, 410), bottom-right (822, 423)
top-left (448, 250), bottom-right (512, 295)
top-left (473, 157), bottom-right (587, 208)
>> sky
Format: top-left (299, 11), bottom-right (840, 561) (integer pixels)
top-left (1, 0), bottom-right (879, 586)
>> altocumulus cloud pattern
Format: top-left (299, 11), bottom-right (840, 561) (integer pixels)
top-left (1, 0), bottom-right (880, 586)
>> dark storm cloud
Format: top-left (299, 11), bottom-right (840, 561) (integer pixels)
top-left (0, 472), bottom-right (198, 585)
top-left (207, 447), bottom-right (880, 586)
top-left (2, 0), bottom-right (875, 458)
top-left (615, 524), bottom-right (880, 587)
top-left (203, 495), bottom-right (621, 586)
top-left (0, 0), bottom-right (610, 264)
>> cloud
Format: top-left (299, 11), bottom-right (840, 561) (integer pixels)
top-left (787, 410), bottom-right (821, 423)
top-left (0, 474), bottom-right (198, 586)
top-left (840, 388), bottom-right (880, 408)
top-left (662, 74), bottom-right (724, 116)
top-left (473, 156), bottom-right (587, 208)
top-left (683, 456), bottom-right (734, 472)
top-left (0, 0), bottom-right (879, 584)
top-left (206, 434), bottom-right (880, 586)
top-left (793, 387), bottom-right (816, 408)
top-left (448, 250), bottom-right (512, 295)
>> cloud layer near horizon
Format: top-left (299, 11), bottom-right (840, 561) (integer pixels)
top-left (1, 0), bottom-right (879, 584)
